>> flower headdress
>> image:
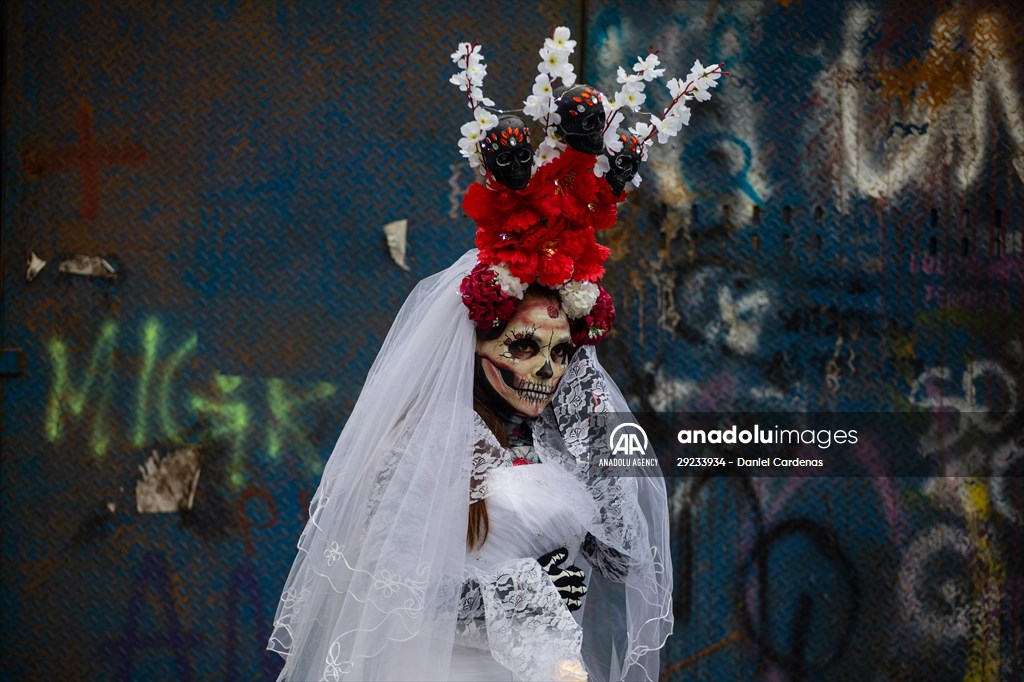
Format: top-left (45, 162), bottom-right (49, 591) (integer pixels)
top-left (452, 27), bottom-right (727, 345)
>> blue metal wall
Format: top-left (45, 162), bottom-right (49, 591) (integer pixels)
top-left (2, 0), bottom-right (1021, 680)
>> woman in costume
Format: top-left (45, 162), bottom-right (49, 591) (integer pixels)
top-left (269, 27), bottom-right (724, 681)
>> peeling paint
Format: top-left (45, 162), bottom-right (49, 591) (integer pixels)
top-left (58, 255), bottom-right (117, 280)
top-left (136, 447), bottom-right (201, 513)
top-left (382, 219), bottom-right (411, 271)
top-left (26, 251), bottom-right (47, 282)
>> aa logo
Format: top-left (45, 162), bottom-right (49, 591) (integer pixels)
top-left (609, 422), bottom-right (649, 456)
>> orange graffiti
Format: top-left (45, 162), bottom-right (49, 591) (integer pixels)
top-left (876, 5), bottom-right (1022, 110)
top-left (660, 630), bottom-right (742, 680)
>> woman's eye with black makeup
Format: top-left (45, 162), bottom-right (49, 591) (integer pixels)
top-left (552, 343), bottom-right (572, 364)
top-left (508, 339), bottom-right (539, 359)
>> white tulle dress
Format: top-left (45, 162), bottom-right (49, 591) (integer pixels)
top-left (269, 251), bottom-right (672, 682)
top-left (451, 431), bottom-right (597, 681)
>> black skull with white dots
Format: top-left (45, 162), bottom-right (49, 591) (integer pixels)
top-left (554, 84), bottom-right (606, 155)
top-left (480, 114), bottom-right (534, 190)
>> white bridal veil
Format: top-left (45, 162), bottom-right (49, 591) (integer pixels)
top-left (269, 250), bottom-right (672, 681)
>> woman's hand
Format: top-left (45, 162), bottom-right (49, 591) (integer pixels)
top-left (537, 547), bottom-right (587, 611)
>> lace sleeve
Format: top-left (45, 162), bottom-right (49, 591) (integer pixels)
top-left (550, 350), bottom-right (613, 462)
top-left (454, 577), bottom-right (489, 649)
top-left (456, 562), bottom-right (587, 682)
top-left (480, 559), bottom-right (586, 681)
top-left (469, 414), bottom-right (512, 500)
top-left (580, 532), bottom-right (630, 583)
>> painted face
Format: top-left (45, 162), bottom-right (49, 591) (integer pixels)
top-left (475, 296), bottom-right (573, 418)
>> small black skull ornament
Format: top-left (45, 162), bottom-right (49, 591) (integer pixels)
top-left (604, 131), bottom-right (643, 195)
top-left (554, 85), bottom-right (606, 155)
top-left (480, 115), bottom-right (534, 190)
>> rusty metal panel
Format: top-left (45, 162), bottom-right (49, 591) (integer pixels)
top-left (1, 1), bottom-right (582, 679)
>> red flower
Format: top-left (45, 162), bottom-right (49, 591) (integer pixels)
top-left (571, 232), bottom-right (612, 282)
top-left (571, 285), bottom-right (616, 345)
top-left (525, 149), bottom-right (601, 225)
top-left (476, 219), bottom-right (595, 287)
top-left (464, 149), bottom-right (619, 292)
top-left (463, 182), bottom-right (543, 233)
top-left (589, 184), bottom-right (623, 231)
top-left (460, 262), bottom-right (520, 329)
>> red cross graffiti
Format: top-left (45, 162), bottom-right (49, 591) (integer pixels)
top-left (22, 102), bottom-right (147, 222)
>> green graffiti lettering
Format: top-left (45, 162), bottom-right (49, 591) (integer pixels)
top-left (158, 332), bottom-right (198, 441)
top-left (266, 379), bottom-right (337, 468)
top-left (43, 321), bottom-right (119, 457)
top-left (189, 373), bottom-right (250, 487)
top-left (131, 318), bottom-right (161, 447)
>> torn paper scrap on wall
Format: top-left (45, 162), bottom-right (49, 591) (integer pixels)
top-left (27, 251), bottom-right (47, 282)
top-left (136, 447), bottom-right (201, 513)
top-left (382, 219), bottom-right (411, 271)
top-left (59, 255), bottom-right (117, 279)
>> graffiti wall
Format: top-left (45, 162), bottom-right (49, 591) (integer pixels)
top-left (588, 0), bottom-right (1022, 679)
top-left (1, 0), bottom-right (1020, 680)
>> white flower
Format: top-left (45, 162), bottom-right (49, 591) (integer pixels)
top-left (666, 78), bottom-right (687, 99)
top-left (616, 66), bottom-right (643, 89)
top-left (549, 26), bottom-right (576, 52)
top-left (593, 155), bottom-right (611, 178)
top-left (523, 95), bottom-right (547, 120)
top-left (539, 45), bottom-right (567, 71)
top-left (688, 60), bottom-right (722, 92)
top-left (450, 43), bottom-right (482, 68)
top-left (474, 108), bottom-right (499, 130)
top-left (652, 113), bottom-right (686, 144)
top-left (629, 121), bottom-right (654, 140)
top-left (603, 125), bottom-right (623, 153)
top-left (631, 172), bottom-right (643, 188)
top-left (458, 121), bottom-right (485, 167)
top-left (532, 73), bottom-right (554, 98)
top-left (489, 263), bottom-right (526, 299)
top-left (692, 86), bottom-right (712, 102)
top-left (559, 280), bottom-right (600, 319)
top-left (539, 46), bottom-right (575, 83)
top-left (460, 146), bottom-right (482, 168)
top-left (535, 139), bottom-right (563, 166)
top-left (560, 69), bottom-right (577, 87)
top-left (469, 87), bottom-right (494, 107)
top-left (449, 71), bottom-right (472, 91)
top-left (460, 121), bottom-right (483, 140)
top-left (668, 104), bottom-right (692, 128)
top-left (633, 53), bottom-right (665, 80)
top-left (617, 88), bottom-right (647, 111)
top-left (465, 62), bottom-right (488, 85)
top-left (677, 105), bottom-right (693, 126)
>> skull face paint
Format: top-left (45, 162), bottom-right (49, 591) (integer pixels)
top-left (554, 85), bottom-right (606, 154)
top-left (481, 114), bottom-right (534, 190)
top-left (476, 294), bottom-right (573, 418)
